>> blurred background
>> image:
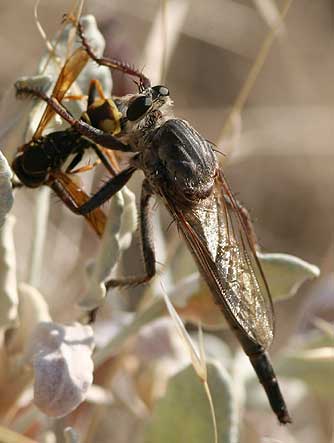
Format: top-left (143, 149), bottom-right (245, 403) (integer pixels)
top-left (0, 1), bottom-right (333, 442)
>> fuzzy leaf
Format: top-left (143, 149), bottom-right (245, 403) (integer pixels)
top-left (40, 15), bottom-right (112, 95)
top-left (8, 283), bottom-right (51, 354)
top-left (0, 151), bottom-right (14, 228)
top-left (81, 187), bottom-right (137, 310)
top-left (0, 425), bottom-right (38, 443)
top-left (144, 362), bottom-right (238, 443)
top-left (258, 252), bottom-right (320, 300)
top-left (171, 274), bottom-right (224, 329)
top-left (95, 252), bottom-right (319, 365)
top-left (0, 215), bottom-right (18, 330)
top-left (276, 328), bottom-right (334, 399)
top-left (26, 322), bottom-right (95, 417)
top-left (64, 427), bottom-right (80, 443)
top-left (17, 15), bottom-right (112, 143)
top-left (174, 252), bottom-right (320, 328)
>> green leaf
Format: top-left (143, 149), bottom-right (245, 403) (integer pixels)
top-left (144, 362), bottom-right (238, 443)
top-left (258, 252), bottom-right (320, 301)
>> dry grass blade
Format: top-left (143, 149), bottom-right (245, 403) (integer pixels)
top-left (218, 0), bottom-right (294, 150)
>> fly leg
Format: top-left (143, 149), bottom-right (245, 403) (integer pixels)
top-left (73, 170), bottom-right (154, 278)
top-left (233, 198), bottom-right (259, 250)
top-left (105, 179), bottom-right (156, 289)
top-left (222, 192), bottom-right (259, 250)
top-left (67, 15), bottom-right (151, 88)
top-left (74, 166), bottom-right (137, 214)
top-left (15, 84), bottom-right (131, 152)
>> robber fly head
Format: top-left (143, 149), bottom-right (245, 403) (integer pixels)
top-left (118, 85), bottom-right (173, 142)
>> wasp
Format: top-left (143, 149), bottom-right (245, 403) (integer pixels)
top-left (13, 29), bottom-right (150, 237)
top-left (15, 19), bottom-right (291, 424)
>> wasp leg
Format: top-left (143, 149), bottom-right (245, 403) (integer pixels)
top-left (106, 179), bottom-right (156, 289)
top-left (74, 18), bottom-right (151, 88)
top-left (63, 94), bottom-right (86, 101)
top-left (49, 178), bottom-right (106, 237)
top-left (65, 141), bottom-right (117, 176)
top-left (66, 150), bottom-right (84, 173)
top-left (12, 179), bottom-right (23, 189)
top-left (70, 162), bottom-right (100, 174)
top-left (87, 79), bottom-right (106, 105)
top-left (15, 84), bottom-right (131, 152)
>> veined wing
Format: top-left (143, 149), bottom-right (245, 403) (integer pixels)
top-left (50, 171), bottom-right (106, 237)
top-left (34, 47), bottom-right (90, 139)
top-left (165, 171), bottom-right (274, 349)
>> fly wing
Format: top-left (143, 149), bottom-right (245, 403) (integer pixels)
top-left (34, 47), bottom-right (90, 139)
top-left (165, 171), bottom-right (274, 349)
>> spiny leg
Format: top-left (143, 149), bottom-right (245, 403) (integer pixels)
top-left (220, 173), bottom-right (259, 249)
top-left (15, 84), bottom-right (131, 152)
top-left (228, 196), bottom-right (259, 249)
top-left (69, 16), bottom-right (151, 88)
top-left (106, 179), bottom-right (156, 289)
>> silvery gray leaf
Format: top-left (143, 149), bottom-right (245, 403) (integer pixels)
top-left (0, 215), bottom-right (18, 330)
top-left (27, 322), bottom-right (95, 417)
top-left (18, 15), bottom-right (112, 141)
top-left (81, 187), bottom-right (137, 311)
top-left (0, 151), bottom-right (13, 228)
top-left (144, 362), bottom-right (238, 443)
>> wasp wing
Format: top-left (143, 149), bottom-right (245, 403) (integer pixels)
top-left (50, 171), bottom-right (106, 237)
top-left (34, 47), bottom-right (90, 139)
top-left (164, 171), bottom-right (274, 349)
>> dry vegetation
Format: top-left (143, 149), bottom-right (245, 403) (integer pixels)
top-left (0, 1), bottom-right (333, 442)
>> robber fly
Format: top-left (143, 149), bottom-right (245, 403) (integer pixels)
top-left (15, 19), bottom-right (291, 424)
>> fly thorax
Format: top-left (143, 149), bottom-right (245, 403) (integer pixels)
top-left (124, 108), bottom-right (174, 152)
top-left (146, 119), bottom-right (218, 206)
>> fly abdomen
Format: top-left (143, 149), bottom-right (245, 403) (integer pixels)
top-left (248, 350), bottom-right (292, 424)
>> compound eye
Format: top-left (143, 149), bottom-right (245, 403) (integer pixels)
top-left (152, 85), bottom-right (169, 98)
top-left (126, 95), bottom-right (153, 121)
